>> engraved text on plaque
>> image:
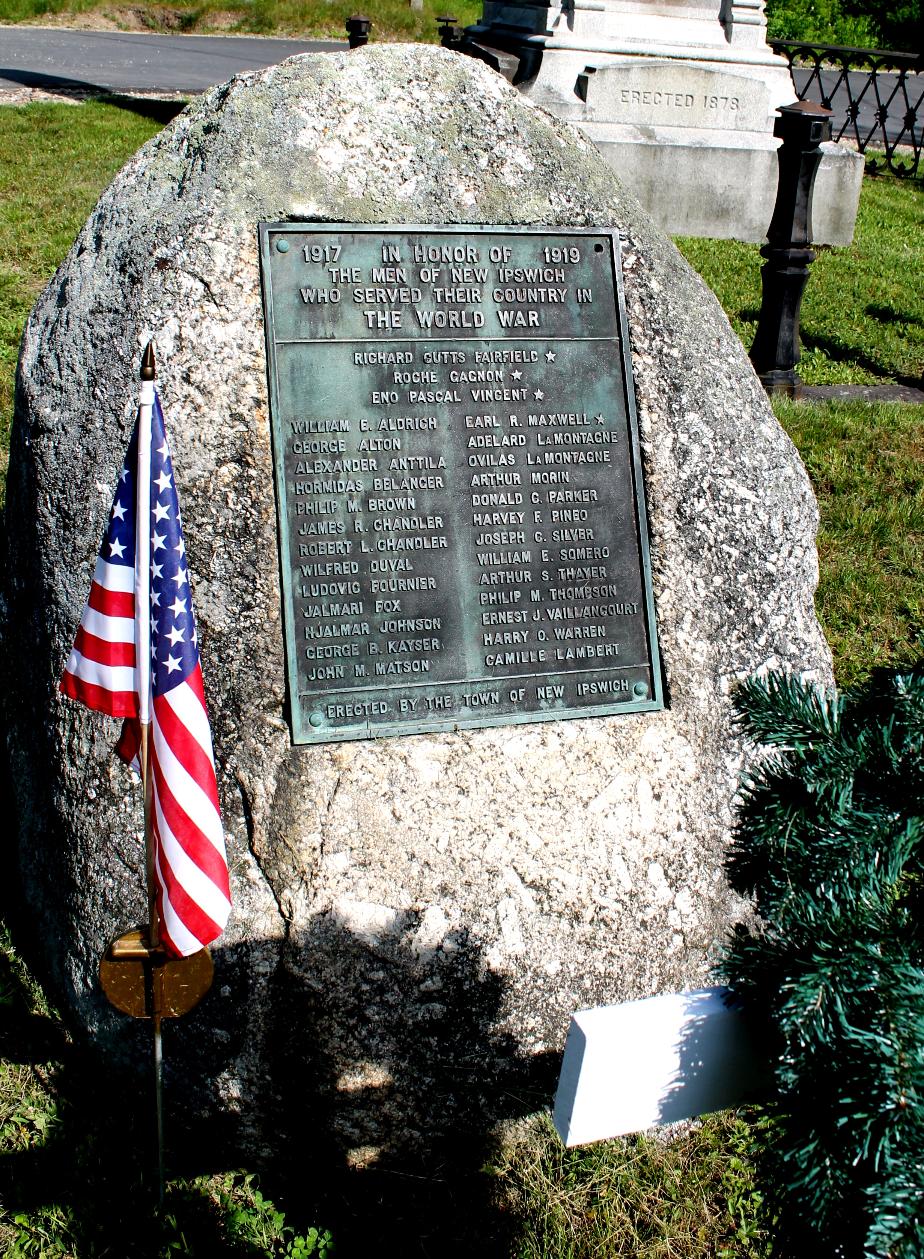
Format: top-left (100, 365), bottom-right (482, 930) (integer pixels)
top-left (259, 224), bottom-right (662, 743)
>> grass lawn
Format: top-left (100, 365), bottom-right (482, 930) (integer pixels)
top-left (676, 172), bottom-right (924, 388)
top-left (0, 0), bottom-right (481, 39)
top-left (0, 97), bottom-right (922, 1256)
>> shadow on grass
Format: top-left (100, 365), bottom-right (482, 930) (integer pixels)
top-left (865, 302), bottom-right (924, 329)
top-left (799, 332), bottom-right (923, 389)
top-left (735, 304), bottom-right (922, 388)
top-left (0, 69), bottom-right (187, 123)
top-left (0, 905), bottom-right (556, 1257)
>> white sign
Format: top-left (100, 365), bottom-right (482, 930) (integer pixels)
top-left (553, 986), bottom-right (770, 1146)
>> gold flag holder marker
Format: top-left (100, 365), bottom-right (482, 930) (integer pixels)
top-left (100, 930), bottom-right (214, 1020)
top-left (99, 929), bottom-right (214, 1203)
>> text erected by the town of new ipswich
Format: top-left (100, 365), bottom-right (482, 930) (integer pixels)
top-left (259, 225), bottom-right (662, 744)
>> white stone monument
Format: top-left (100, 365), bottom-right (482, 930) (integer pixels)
top-left (470, 0), bottom-right (863, 242)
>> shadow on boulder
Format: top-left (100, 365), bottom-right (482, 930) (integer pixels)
top-left (0, 911), bottom-right (558, 1256)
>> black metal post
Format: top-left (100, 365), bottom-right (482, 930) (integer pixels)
top-left (345, 14), bottom-right (371, 48)
top-left (437, 15), bottom-right (463, 49)
top-left (749, 100), bottom-right (832, 396)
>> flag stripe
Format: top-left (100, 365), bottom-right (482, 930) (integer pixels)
top-left (152, 848), bottom-right (207, 958)
top-left (60, 671), bottom-right (138, 718)
top-left (116, 716), bottom-right (141, 767)
top-left (150, 740), bottom-right (230, 896)
top-left (152, 701), bottom-right (225, 856)
top-left (158, 676), bottom-right (221, 814)
top-left (74, 625), bottom-right (135, 668)
top-left (151, 766), bottom-right (230, 928)
top-left (93, 555), bottom-right (135, 592)
top-left (59, 387), bottom-right (230, 959)
top-left (87, 583), bottom-right (134, 619)
top-left (62, 650), bottom-right (137, 698)
top-left (79, 604), bottom-right (135, 645)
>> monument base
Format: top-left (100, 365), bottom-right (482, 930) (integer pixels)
top-left (469, 3), bottom-right (863, 243)
top-left (584, 127), bottom-right (862, 242)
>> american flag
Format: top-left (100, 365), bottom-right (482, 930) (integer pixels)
top-left (61, 385), bottom-right (231, 958)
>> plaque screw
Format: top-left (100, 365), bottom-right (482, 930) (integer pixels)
top-left (309, 712), bottom-right (324, 727)
top-left (633, 682), bottom-right (649, 698)
top-left (275, 238), bottom-right (290, 253)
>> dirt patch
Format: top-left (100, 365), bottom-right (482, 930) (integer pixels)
top-left (10, 10), bottom-right (126, 29)
top-left (194, 8), bottom-right (243, 29)
top-left (7, 5), bottom-right (249, 32)
top-left (0, 85), bottom-right (192, 105)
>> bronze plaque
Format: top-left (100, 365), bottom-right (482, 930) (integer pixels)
top-left (259, 224), bottom-right (662, 743)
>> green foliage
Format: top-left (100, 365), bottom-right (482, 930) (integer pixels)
top-left (764, 0), bottom-right (879, 47)
top-left (0, 0), bottom-right (481, 39)
top-left (2, 1149), bottom-right (336, 1257)
top-left (719, 668), bottom-right (924, 1256)
top-left (0, 101), bottom-right (163, 506)
top-left (161, 1172), bottom-right (335, 1257)
top-left (764, 0), bottom-right (922, 50)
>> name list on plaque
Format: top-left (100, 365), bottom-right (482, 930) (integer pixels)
top-left (259, 224), bottom-right (663, 744)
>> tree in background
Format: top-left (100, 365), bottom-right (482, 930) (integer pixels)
top-left (719, 669), bottom-right (924, 1257)
top-left (765, 0), bottom-right (923, 51)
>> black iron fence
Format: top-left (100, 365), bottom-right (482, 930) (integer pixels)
top-left (771, 41), bottom-right (922, 177)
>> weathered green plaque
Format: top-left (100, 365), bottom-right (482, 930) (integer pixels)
top-left (259, 224), bottom-right (662, 743)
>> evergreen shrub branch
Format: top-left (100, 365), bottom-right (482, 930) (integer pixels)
top-left (718, 668), bottom-right (924, 1258)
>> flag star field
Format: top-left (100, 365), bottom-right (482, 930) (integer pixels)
top-left (61, 391), bottom-right (231, 958)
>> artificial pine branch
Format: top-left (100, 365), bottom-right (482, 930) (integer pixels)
top-left (718, 667), bottom-right (924, 1258)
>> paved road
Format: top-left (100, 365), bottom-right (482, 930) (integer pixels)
top-left (0, 26), bottom-right (342, 94)
top-left (793, 66), bottom-right (922, 147)
top-left (1, 26), bottom-right (919, 151)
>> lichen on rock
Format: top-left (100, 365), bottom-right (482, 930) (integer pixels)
top-left (2, 44), bottom-right (831, 1164)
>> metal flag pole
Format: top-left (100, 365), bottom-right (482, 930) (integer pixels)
top-left (136, 342), bottom-right (166, 1204)
top-left (77, 345), bottom-right (219, 1210)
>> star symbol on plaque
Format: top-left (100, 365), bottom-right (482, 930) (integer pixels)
top-left (534, 389), bottom-right (544, 401)
top-left (511, 369), bottom-right (523, 380)
top-left (594, 413), bottom-right (605, 425)
top-left (546, 350), bottom-right (556, 362)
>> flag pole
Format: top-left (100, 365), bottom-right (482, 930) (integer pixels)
top-left (137, 342), bottom-right (165, 1204)
top-left (65, 341), bottom-right (228, 1209)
